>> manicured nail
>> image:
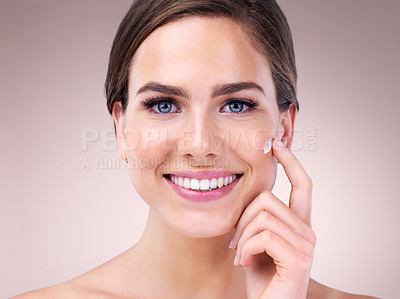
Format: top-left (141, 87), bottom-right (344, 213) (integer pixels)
top-left (274, 139), bottom-right (285, 148)
top-left (263, 138), bottom-right (272, 154)
top-left (229, 240), bottom-right (234, 249)
top-left (234, 254), bottom-right (239, 266)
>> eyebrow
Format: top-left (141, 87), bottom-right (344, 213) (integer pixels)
top-left (212, 82), bottom-right (265, 97)
top-left (136, 81), bottom-right (265, 98)
top-left (136, 81), bottom-right (190, 98)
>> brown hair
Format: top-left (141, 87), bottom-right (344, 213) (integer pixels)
top-left (105, 0), bottom-right (298, 116)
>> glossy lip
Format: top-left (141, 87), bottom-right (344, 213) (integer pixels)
top-left (166, 169), bottom-right (241, 180)
top-left (163, 172), bottom-right (243, 202)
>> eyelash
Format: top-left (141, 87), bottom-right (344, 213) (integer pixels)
top-left (139, 97), bottom-right (259, 116)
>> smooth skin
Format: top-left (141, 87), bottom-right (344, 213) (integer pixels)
top-left (232, 139), bottom-right (315, 298)
top-left (13, 17), bottom-right (378, 299)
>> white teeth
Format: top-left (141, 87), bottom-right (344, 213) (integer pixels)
top-left (183, 178), bottom-right (190, 188)
top-left (169, 174), bottom-right (240, 191)
top-left (210, 178), bottom-right (217, 189)
top-left (200, 179), bottom-right (210, 191)
top-left (224, 177), bottom-right (229, 186)
top-left (178, 177), bottom-right (184, 187)
top-left (217, 177), bottom-right (224, 188)
top-left (190, 179), bottom-right (200, 190)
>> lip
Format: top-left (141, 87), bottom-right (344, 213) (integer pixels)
top-left (165, 169), bottom-right (241, 180)
top-left (163, 172), bottom-right (243, 202)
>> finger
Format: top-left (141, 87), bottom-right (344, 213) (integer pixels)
top-left (235, 211), bottom-right (315, 266)
top-left (230, 191), bottom-right (316, 250)
top-left (272, 138), bottom-right (313, 225)
top-left (238, 230), bottom-right (308, 269)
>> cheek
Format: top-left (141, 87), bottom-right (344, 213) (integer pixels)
top-left (125, 127), bottom-right (171, 164)
top-left (228, 127), bottom-right (273, 152)
top-left (230, 127), bottom-right (278, 192)
top-left (246, 154), bottom-right (277, 191)
top-left (124, 127), bottom-right (171, 199)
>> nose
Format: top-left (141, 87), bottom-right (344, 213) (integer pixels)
top-left (178, 110), bottom-right (225, 163)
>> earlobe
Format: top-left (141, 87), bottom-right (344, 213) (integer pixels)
top-left (279, 104), bottom-right (297, 150)
top-left (111, 101), bottom-right (128, 159)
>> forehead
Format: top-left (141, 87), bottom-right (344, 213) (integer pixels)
top-left (130, 17), bottom-right (274, 95)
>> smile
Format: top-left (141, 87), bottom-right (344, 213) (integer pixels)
top-left (163, 170), bottom-right (244, 202)
top-left (165, 174), bottom-right (242, 192)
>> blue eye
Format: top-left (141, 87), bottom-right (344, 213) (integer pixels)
top-left (157, 101), bottom-right (173, 113)
top-left (221, 99), bottom-right (258, 114)
top-left (229, 102), bottom-right (245, 113)
top-left (139, 97), bottom-right (259, 116)
top-left (139, 97), bottom-right (180, 114)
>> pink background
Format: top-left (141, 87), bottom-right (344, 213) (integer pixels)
top-left (1, 0), bottom-right (399, 298)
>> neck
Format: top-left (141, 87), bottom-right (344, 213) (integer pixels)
top-left (132, 208), bottom-right (246, 297)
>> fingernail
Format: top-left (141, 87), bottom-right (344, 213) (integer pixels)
top-left (263, 138), bottom-right (272, 154)
top-left (229, 240), bottom-right (234, 249)
top-left (274, 139), bottom-right (285, 148)
top-left (233, 254), bottom-right (239, 266)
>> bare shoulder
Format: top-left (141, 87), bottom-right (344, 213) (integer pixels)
top-left (11, 265), bottom-right (114, 298)
top-left (11, 278), bottom-right (120, 299)
top-left (12, 249), bottom-right (143, 299)
top-left (308, 279), bottom-right (380, 299)
top-left (11, 282), bottom-right (80, 299)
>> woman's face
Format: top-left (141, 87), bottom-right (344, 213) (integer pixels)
top-left (113, 17), bottom-right (295, 238)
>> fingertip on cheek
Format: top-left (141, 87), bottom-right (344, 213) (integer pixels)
top-left (263, 138), bottom-right (273, 155)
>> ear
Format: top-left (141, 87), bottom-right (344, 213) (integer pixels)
top-left (112, 101), bottom-right (128, 161)
top-left (279, 103), bottom-right (297, 150)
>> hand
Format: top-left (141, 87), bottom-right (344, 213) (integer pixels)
top-left (229, 138), bottom-right (316, 299)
